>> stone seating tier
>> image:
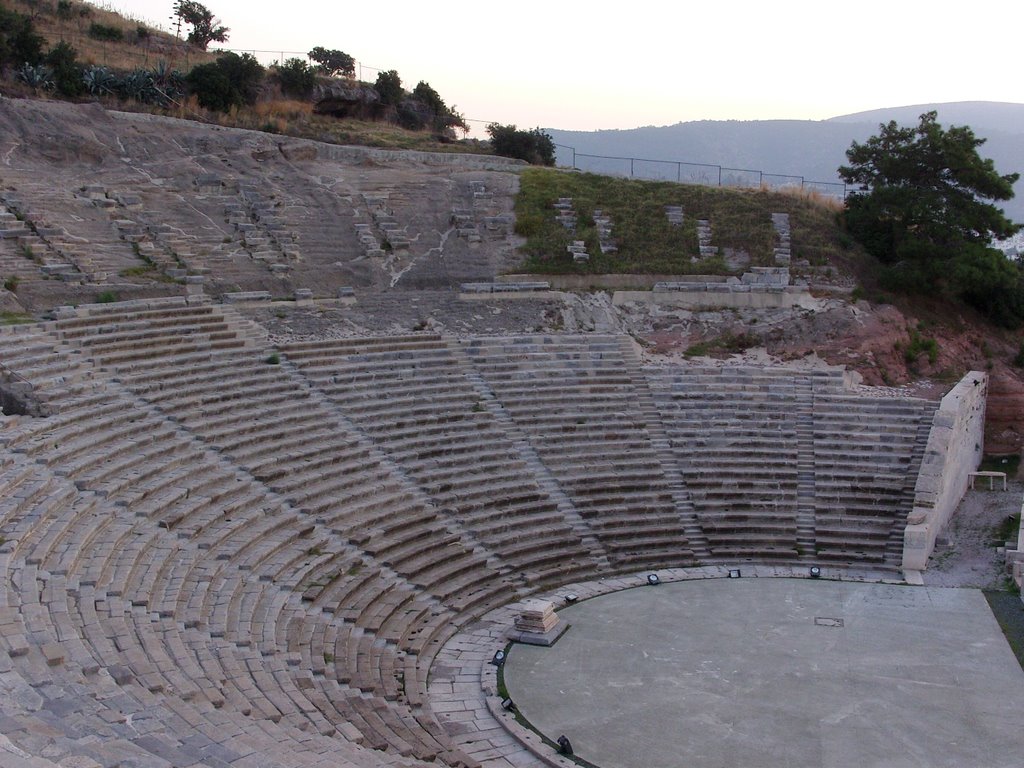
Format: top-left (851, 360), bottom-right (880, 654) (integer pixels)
top-left (0, 314), bottom-right (942, 768)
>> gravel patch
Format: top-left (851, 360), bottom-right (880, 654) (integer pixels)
top-left (923, 483), bottom-right (1021, 588)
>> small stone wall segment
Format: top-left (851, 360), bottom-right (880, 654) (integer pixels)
top-left (771, 213), bottom-right (791, 266)
top-left (1009, 497), bottom-right (1024, 589)
top-left (902, 371), bottom-right (988, 572)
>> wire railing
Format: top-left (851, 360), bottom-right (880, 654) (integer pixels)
top-left (554, 144), bottom-right (848, 198)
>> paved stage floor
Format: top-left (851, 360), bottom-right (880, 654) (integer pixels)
top-left (503, 578), bottom-right (1024, 768)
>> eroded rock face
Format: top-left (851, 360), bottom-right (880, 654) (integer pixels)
top-left (313, 83), bottom-right (382, 119)
top-left (984, 366), bottom-right (1024, 455)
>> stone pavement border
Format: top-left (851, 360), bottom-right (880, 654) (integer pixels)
top-left (428, 564), bottom-right (900, 768)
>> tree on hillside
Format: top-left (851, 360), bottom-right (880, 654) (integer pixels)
top-left (173, 1), bottom-right (229, 50)
top-left (839, 111), bottom-right (1024, 326)
top-left (487, 124), bottom-right (556, 166)
top-left (274, 57), bottom-right (316, 99)
top-left (411, 81), bottom-right (467, 134)
top-left (374, 69), bottom-right (403, 106)
top-left (0, 7), bottom-right (44, 71)
top-left (186, 51), bottom-right (262, 111)
top-left (45, 41), bottom-right (84, 97)
top-left (308, 46), bottom-right (355, 78)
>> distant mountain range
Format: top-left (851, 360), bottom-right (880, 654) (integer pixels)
top-left (545, 102), bottom-right (1024, 223)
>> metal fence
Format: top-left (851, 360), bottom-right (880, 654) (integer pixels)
top-left (555, 144), bottom-right (848, 199)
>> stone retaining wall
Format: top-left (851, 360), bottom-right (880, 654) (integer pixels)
top-left (902, 371), bottom-right (988, 572)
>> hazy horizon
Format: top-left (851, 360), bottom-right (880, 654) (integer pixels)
top-left (118, 0), bottom-right (1024, 134)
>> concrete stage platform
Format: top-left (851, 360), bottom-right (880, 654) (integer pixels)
top-left (503, 579), bottom-right (1024, 768)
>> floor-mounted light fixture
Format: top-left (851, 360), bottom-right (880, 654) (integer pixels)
top-left (557, 735), bottom-right (574, 756)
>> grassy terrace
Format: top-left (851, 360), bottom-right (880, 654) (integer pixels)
top-left (514, 167), bottom-right (857, 275)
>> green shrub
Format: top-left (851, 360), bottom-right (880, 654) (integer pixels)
top-left (45, 41), bottom-right (84, 97)
top-left (88, 23), bottom-right (124, 42)
top-left (96, 290), bottom-right (118, 303)
top-left (374, 69), bottom-right (403, 107)
top-left (487, 123), bottom-right (555, 166)
top-left (3, 276), bottom-right (19, 292)
top-left (904, 329), bottom-right (939, 365)
top-left (0, 7), bottom-right (45, 71)
top-left (265, 352), bottom-right (280, 364)
top-left (684, 332), bottom-right (760, 358)
top-left (274, 57), bottom-right (316, 99)
top-left (186, 52), bottom-right (263, 112)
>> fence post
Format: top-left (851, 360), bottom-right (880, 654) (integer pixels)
top-left (717, 166), bottom-right (722, 186)
top-left (630, 158), bottom-right (634, 177)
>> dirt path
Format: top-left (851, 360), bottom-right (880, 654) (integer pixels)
top-left (922, 481), bottom-right (1021, 589)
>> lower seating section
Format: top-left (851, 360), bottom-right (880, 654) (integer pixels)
top-left (0, 303), bottom-right (940, 766)
top-left (811, 394), bottom-right (932, 565)
top-left (651, 367), bottom-right (805, 559)
top-left (462, 335), bottom-right (697, 571)
top-left (651, 366), bottom-right (934, 567)
top-left (281, 335), bottom-right (601, 586)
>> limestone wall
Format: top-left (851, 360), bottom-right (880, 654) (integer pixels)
top-left (612, 286), bottom-right (814, 310)
top-left (319, 143), bottom-right (527, 171)
top-left (1008, 498), bottom-right (1024, 589)
top-left (902, 371), bottom-right (988, 572)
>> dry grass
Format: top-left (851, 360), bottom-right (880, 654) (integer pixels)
top-left (3, 2), bottom-right (493, 156)
top-left (7, 0), bottom-right (217, 70)
top-left (772, 184), bottom-right (845, 212)
top-left (252, 100), bottom-right (314, 120)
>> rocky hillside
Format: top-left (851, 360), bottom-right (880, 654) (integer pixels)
top-left (0, 97), bottom-right (1021, 455)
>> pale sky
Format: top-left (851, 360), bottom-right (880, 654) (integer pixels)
top-left (116, 0), bottom-right (1024, 133)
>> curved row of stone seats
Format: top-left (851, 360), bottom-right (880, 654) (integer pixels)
top-left (281, 334), bottom-right (603, 586)
top-left (810, 394), bottom-right (932, 564)
top-left (0, 381), bottom-right (443, 765)
top-left (460, 335), bottom-right (696, 571)
top-left (45, 301), bottom-right (508, 762)
top-left (1, 436), bottom-right (467, 763)
top-left (649, 368), bottom-right (803, 560)
top-left (0, 303), bottom-right (941, 765)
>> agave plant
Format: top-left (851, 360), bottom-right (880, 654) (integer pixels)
top-left (148, 61), bottom-right (185, 104)
top-left (82, 65), bottom-right (118, 96)
top-left (15, 63), bottom-right (54, 91)
top-left (117, 68), bottom-right (156, 102)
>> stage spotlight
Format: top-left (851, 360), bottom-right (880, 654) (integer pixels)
top-left (564, 593), bottom-right (578, 604)
top-left (557, 735), bottom-right (574, 756)
top-left (501, 697), bottom-right (516, 712)
top-left (809, 566), bottom-right (821, 579)
top-left (728, 569), bottom-right (742, 579)
top-left (646, 573), bottom-right (660, 586)
top-left (491, 650), bottom-right (506, 667)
